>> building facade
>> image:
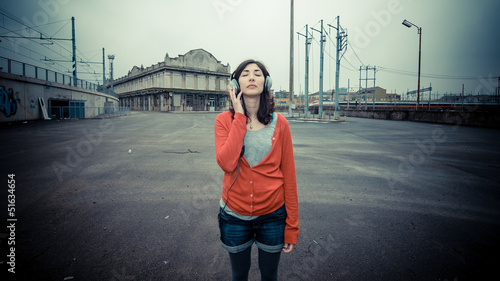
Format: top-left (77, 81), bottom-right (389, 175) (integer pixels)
top-left (354, 86), bottom-right (387, 101)
top-left (114, 49), bottom-right (230, 112)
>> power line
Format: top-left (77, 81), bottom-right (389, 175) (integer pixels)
top-left (0, 10), bottom-right (102, 83)
top-left (0, 16), bottom-right (74, 66)
top-left (324, 30), bottom-right (357, 71)
top-left (0, 37), bottom-right (70, 73)
top-left (0, 8), bottom-right (54, 39)
top-left (50, 19), bottom-right (71, 38)
top-left (346, 38), bottom-right (365, 67)
top-left (0, 19), bottom-right (70, 35)
top-left (377, 66), bottom-right (481, 80)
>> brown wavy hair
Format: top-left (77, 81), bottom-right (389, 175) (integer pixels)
top-left (229, 59), bottom-right (275, 125)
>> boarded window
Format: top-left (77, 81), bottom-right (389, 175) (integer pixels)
top-left (173, 94), bottom-right (182, 106)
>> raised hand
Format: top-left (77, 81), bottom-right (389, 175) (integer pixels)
top-left (229, 86), bottom-right (244, 115)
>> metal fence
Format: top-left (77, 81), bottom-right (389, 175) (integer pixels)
top-left (0, 56), bottom-right (118, 98)
top-left (49, 106), bottom-right (131, 120)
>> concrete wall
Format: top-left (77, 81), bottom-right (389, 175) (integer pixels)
top-left (339, 109), bottom-right (500, 128)
top-left (0, 72), bottom-right (118, 123)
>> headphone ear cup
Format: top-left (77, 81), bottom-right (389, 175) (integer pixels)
top-left (229, 79), bottom-right (240, 93)
top-left (264, 76), bottom-right (272, 92)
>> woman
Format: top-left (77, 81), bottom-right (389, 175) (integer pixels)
top-left (214, 59), bottom-right (299, 280)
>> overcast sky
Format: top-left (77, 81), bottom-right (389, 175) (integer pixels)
top-left (1, 0), bottom-right (499, 98)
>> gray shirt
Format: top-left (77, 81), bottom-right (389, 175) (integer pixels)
top-left (243, 112), bottom-right (277, 167)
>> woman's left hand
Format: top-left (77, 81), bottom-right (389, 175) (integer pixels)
top-left (282, 243), bottom-right (294, 253)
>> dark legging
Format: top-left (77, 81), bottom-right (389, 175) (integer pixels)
top-left (229, 247), bottom-right (281, 281)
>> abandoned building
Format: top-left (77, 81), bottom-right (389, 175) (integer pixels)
top-left (114, 49), bottom-right (230, 112)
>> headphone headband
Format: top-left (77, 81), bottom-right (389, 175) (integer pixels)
top-left (229, 75), bottom-right (272, 93)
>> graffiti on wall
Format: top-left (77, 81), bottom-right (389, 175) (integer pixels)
top-left (0, 85), bottom-right (18, 117)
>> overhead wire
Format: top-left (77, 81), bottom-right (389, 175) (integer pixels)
top-left (346, 38), bottom-right (365, 68)
top-left (300, 17), bottom-right (487, 94)
top-left (377, 66), bottom-right (480, 80)
top-left (0, 9), bottom-right (102, 84)
top-left (0, 44), bottom-right (68, 74)
top-left (0, 32), bottom-right (70, 73)
top-left (325, 30), bottom-right (357, 71)
top-left (49, 19), bottom-right (70, 38)
top-left (0, 23), bottom-right (72, 73)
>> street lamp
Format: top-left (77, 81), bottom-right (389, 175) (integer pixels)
top-left (402, 19), bottom-right (422, 109)
top-left (108, 55), bottom-right (115, 93)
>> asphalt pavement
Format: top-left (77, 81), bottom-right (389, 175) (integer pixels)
top-left (1, 111), bottom-right (499, 280)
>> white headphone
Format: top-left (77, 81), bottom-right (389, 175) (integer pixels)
top-left (229, 73), bottom-right (272, 93)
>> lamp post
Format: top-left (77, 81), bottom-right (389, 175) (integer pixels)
top-left (402, 19), bottom-right (421, 109)
top-left (108, 55), bottom-right (115, 93)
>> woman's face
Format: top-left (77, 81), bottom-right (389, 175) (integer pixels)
top-left (238, 63), bottom-right (265, 97)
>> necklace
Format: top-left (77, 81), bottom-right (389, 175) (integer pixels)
top-left (250, 124), bottom-right (253, 129)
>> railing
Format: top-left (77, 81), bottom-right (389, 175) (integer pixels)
top-left (49, 106), bottom-right (131, 120)
top-left (0, 56), bottom-right (118, 98)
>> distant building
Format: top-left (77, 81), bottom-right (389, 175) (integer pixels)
top-left (306, 86), bottom-right (391, 102)
top-left (114, 49), bottom-right (230, 111)
top-left (274, 90), bottom-right (301, 105)
top-left (438, 94), bottom-right (498, 103)
top-left (307, 89), bottom-right (337, 102)
top-left (386, 93), bottom-right (401, 101)
top-left (354, 86), bottom-right (387, 101)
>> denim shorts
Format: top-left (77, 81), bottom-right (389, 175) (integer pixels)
top-left (218, 205), bottom-right (286, 254)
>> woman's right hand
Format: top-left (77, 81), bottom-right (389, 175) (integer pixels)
top-left (229, 86), bottom-right (244, 115)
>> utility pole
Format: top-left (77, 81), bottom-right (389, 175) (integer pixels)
top-left (365, 66), bottom-right (368, 110)
top-left (108, 55), bottom-right (115, 93)
top-left (359, 66), bottom-right (376, 109)
top-left (359, 66), bottom-right (362, 109)
top-left (289, 0), bottom-right (294, 117)
top-left (102, 48), bottom-right (106, 93)
top-left (328, 16), bottom-right (347, 120)
top-left (462, 83), bottom-right (464, 110)
top-left (311, 20), bottom-right (325, 119)
top-left (347, 78), bottom-right (350, 108)
top-left (373, 66), bottom-right (376, 110)
top-left (417, 26), bottom-right (422, 109)
top-left (71, 16), bottom-right (77, 87)
top-left (334, 16), bottom-right (341, 119)
top-left (319, 20), bottom-right (324, 119)
top-left (428, 83), bottom-right (432, 111)
top-left (297, 24), bottom-right (311, 118)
